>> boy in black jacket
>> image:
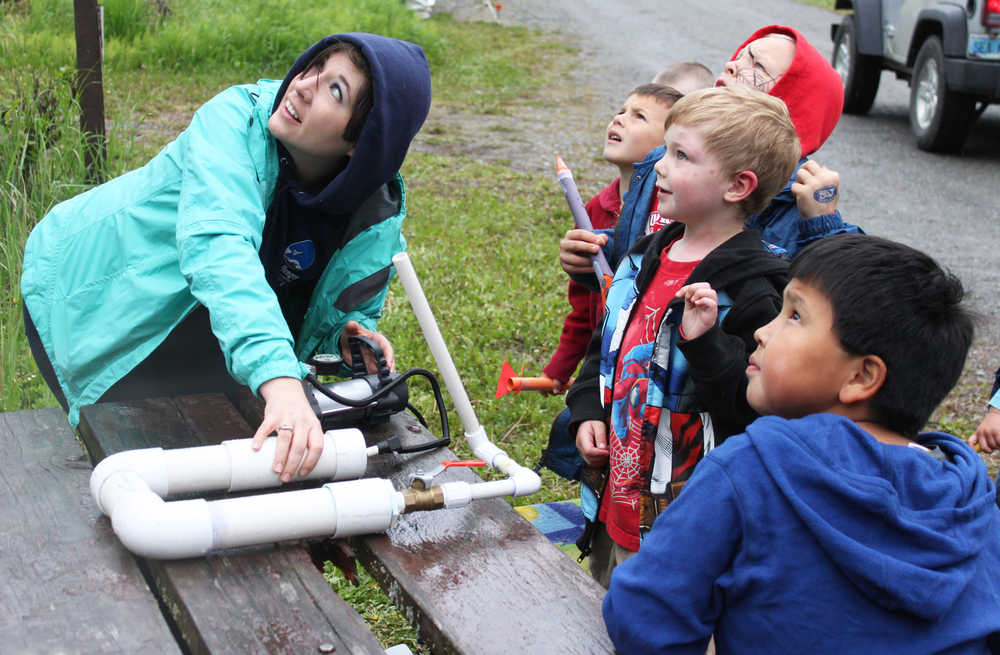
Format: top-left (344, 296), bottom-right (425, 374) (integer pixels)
top-left (566, 86), bottom-right (800, 586)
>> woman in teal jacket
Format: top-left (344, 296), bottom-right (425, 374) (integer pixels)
top-left (21, 33), bottom-right (431, 481)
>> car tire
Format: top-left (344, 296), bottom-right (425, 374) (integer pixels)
top-left (909, 36), bottom-right (976, 153)
top-left (833, 15), bottom-right (881, 114)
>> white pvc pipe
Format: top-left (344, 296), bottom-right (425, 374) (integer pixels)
top-left (102, 471), bottom-right (402, 559)
top-left (392, 252), bottom-right (541, 497)
top-left (392, 252), bottom-right (481, 435)
top-left (91, 429), bottom-right (368, 514)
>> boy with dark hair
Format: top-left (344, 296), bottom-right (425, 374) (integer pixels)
top-left (568, 86), bottom-right (800, 585)
top-left (604, 234), bottom-right (1000, 653)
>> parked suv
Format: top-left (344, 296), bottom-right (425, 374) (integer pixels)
top-left (831, 0), bottom-right (1000, 152)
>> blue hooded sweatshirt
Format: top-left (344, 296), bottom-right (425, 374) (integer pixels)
top-left (604, 413), bottom-right (1000, 654)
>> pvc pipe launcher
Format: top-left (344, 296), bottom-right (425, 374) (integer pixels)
top-left (90, 252), bottom-right (541, 559)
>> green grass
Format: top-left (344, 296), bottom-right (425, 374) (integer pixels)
top-left (1, 1), bottom-right (579, 648)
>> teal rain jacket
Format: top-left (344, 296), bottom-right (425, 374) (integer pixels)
top-left (21, 34), bottom-right (432, 426)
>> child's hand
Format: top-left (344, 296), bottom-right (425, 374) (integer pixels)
top-left (576, 419), bottom-right (610, 467)
top-left (969, 407), bottom-right (1000, 454)
top-left (791, 160), bottom-right (840, 219)
top-left (560, 229), bottom-right (608, 275)
top-left (676, 282), bottom-right (718, 341)
top-left (540, 374), bottom-right (568, 396)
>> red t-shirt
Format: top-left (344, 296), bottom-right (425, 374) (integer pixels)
top-left (599, 245), bottom-right (700, 551)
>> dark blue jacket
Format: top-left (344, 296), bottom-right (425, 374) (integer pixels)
top-left (604, 413), bottom-right (1000, 654)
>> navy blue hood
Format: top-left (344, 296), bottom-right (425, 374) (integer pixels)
top-left (746, 414), bottom-right (997, 621)
top-left (272, 32), bottom-right (432, 215)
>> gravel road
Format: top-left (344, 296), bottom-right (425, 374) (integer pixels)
top-left (429, 0), bottom-right (1000, 409)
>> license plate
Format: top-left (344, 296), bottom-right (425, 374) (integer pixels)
top-left (969, 34), bottom-right (1000, 60)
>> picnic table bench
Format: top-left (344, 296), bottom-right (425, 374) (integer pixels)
top-left (2, 392), bottom-right (614, 654)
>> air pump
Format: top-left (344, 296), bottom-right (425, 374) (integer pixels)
top-left (303, 334), bottom-right (450, 454)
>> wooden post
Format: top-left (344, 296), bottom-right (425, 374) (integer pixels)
top-left (74, 0), bottom-right (106, 183)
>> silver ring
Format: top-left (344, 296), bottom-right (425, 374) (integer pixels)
top-left (277, 424), bottom-right (293, 432)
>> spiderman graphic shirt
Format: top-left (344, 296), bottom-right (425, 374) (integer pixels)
top-left (600, 248), bottom-right (701, 551)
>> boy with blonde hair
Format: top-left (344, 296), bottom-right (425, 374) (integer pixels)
top-left (604, 234), bottom-right (1000, 652)
top-left (568, 86), bottom-right (800, 585)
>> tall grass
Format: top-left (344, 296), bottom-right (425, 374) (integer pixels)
top-left (0, 73), bottom-right (89, 411)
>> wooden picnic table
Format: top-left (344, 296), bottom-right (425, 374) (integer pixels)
top-left (3, 392), bottom-right (613, 654)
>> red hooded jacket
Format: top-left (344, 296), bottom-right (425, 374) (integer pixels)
top-left (730, 25), bottom-right (844, 156)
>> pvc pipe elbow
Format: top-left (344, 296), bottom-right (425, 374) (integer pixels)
top-left (91, 448), bottom-right (168, 514)
top-left (104, 472), bottom-right (214, 559)
top-left (509, 466), bottom-right (542, 497)
top-left (466, 426), bottom-right (504, 468)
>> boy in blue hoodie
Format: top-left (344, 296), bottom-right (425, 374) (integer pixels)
top-left (21, 34), bottom-right (431, 481)
top-left (604, 234), bottom-right (1000, 654)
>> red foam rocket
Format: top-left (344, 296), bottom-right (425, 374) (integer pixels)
top-left (494, 360), bottom-right (556, 399)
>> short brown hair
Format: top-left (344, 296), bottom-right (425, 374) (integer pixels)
top-left (664, 86), bottom-right (800, 217)
top-left (652, 62), bottom-right (715, 90)
top-left (627, 83), bottom-right (684, 110)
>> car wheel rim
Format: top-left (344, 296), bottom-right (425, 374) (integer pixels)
top-left (835, 37), bottom-right (851, 86)
top-left (915, 58), bottom-right (939, 130)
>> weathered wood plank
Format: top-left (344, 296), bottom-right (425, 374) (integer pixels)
top-left (356, 411), bottom-right (615, 655)
top-left (0, 408), bottom-right (179, 654)
top-left (79, 395), bottom-right (385, 655)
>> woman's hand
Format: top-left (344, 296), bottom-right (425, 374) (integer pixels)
top-left (340, 320), bottom-right (395, 372)
top-left (252, 376), bottom-right (324, 483)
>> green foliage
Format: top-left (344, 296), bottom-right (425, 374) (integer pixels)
top-left (103, 0), bottom-right (157, 41)
top-left (0, 72), bottom-right (88, 411)
top-left (323, 561), bottom-right (432, 654)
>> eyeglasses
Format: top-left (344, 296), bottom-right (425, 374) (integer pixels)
top-left (734, 66), bottom-right (779, 91)
top-left (728, 44), bottom-right (780, 92)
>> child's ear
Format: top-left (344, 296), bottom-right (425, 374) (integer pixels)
top-left (838, 354), bottom-right (887, 405)
top-left (724, 170), bottom-right (758, 204)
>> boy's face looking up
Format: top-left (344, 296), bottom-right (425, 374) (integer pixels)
top-left (653, 123), bottom-right (734, 222)
top-left (269, 50), bottom-right (367, 183)
top-left (603, 94), bottom-right (673, 168)
top-left (716, 34), bottom-right (795, 93)
top-left (746, 278), bottom-right (860, 419)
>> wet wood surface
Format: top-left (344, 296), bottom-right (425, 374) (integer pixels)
top-left (0, 408), bottom-right (179, 654)
top-left (356, 411), bottom-right (614, 655)
top-left (78, 394), bottom-right (385, 655)
top-left (72, 391), bottom-right (613, 653)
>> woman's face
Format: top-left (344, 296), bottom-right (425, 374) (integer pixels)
top-left (268, 50), bottom-right (367, 185)
top-left (716, 34), bottom-right (796, 93)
